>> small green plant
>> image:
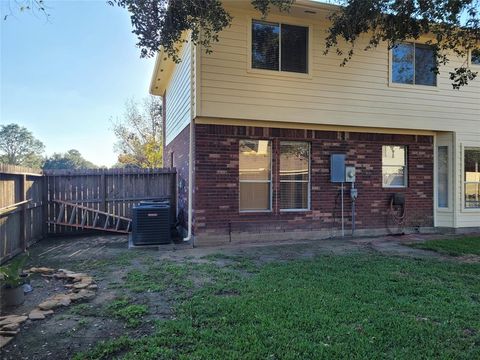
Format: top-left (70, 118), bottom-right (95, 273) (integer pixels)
top-left (0, 255), bottom-right (28, 288)
top-left (70, 303), bottom-right (96, 316)
top-left (77, 318), bottom-right (89, 328)
top-left (106, 298), bottom-right (148, 328)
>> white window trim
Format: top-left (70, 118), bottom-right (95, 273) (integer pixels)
top-left (468, 48), bottom-right (480, 68)
top-left (246, 15), bottom-right (313, 80)
top-left (239, 139), bottom-right (273, 213)
top-left (388, 42), bottom-right (440, 91)
top-left (462, 146), bottom-right (480, 212)
top-left (382, 145), bottom-right (408, 189)
top-left (279, 141), bottom-right (311, 212)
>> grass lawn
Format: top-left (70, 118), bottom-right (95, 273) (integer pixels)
top-left (409, 236), bottom-right (480, 256)
top-left (74, 253), bottom-right (480, 360)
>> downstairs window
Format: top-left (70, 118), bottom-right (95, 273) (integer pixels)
top-left (437, 146), bottom-right (449, 208)
top-left (382, 145), bottom-right (408, 188)
top-left (239, 140), bottom-right (272, 212)
top-left (464, 148), bottom-right (480, 208)
top-left (280, 142), bottom-right (310, 210)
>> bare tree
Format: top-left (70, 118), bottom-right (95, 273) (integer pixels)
top-left (112, 96), bottom-right (163, 168)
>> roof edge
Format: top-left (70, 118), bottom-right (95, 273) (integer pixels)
top-left (149, 32), bottom-right (190, 96)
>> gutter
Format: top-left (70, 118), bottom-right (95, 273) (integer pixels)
top-left (183, 36), bottom-right (196, 245)
top-left (183, 119), bottom-right (194, 243)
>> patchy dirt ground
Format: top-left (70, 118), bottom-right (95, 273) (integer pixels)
top-left (1, 232), bottom-right (478, 359)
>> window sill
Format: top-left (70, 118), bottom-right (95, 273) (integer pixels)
top-left (382, 186), bottom-right (408, 189)
top-left (239, 210), bottom-right (272, 214)
top-left (436, 207), bottom-right (452, 212)
top-left (388, 82), bottom-right (439, 92)
top-left (461, 207), bottom-right (480, 213)
top-left (246, 67), bottom-right (313, 80)
top-left (280, 209), bottom-right (311, 213)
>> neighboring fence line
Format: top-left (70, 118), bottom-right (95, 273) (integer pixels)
top-left (0, 164), bottom-right (44, 264)
top-left (0, 165), bottom-right (176, 264)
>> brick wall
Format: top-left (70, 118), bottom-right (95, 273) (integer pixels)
top-left (194, 124), bottom-right (434, 244)
top-left (165, 125), bottom-right (190, 231)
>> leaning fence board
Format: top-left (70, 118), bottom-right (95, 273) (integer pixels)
top-left (48, 200), bottom-right (132, 234)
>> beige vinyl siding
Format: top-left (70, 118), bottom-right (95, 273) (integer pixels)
top-left (197, 8), bottom-right (480, 133)
top-left (165, 37), bottom-right (194, 145)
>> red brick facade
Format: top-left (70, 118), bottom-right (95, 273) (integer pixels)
top-left (194, 124), bottom-right (434, 245)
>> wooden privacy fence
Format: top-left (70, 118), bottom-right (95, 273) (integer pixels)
top-left (0, 166), bottom-right (177, 264)
top-left (0, 164), bottom-right (44, 263)
top-left (44, 168), bottom-right (176, 236)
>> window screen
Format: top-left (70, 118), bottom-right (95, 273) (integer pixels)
top-left (382, 145), bottom-right (407, 187)
top-left (392, 43), bottom-right (436, 86)
top-left (281, 24), bottom-right (308, 73)
top-left (239, 140), bottom-right (272, 211)
top-left (280, 142), bottom-right (310, 210)
top-left (415, 44), bottom-right (437, 86)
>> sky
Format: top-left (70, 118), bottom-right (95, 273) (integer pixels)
top-left (0, 0), bottom-right (155, 167)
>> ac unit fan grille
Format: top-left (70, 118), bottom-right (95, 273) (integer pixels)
top-left (132, 205), bottom-right (171, 245)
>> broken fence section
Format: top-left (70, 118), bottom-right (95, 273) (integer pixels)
top-left (0, 166), bottom-right (177, 263)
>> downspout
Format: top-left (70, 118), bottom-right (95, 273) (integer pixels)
top-left (183, 119), bottom-right (194, 243)
top-left (183, 36), bottom-right (195, 244)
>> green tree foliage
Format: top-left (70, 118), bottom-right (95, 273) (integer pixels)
top-left (0, 123), bottom-right (45, 168)
top-left (112, 96), bottom-right (163, 168)
top-left (43, 149), bottom-right (97, 170)
top-left (111, 0), bottom-right (479, 88)
top-left (326, 0), bottom-right (480, 89)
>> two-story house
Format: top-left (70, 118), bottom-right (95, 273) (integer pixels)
top-left (150, 0), bottom-right (480, 246)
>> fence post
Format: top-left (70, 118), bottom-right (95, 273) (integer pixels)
top-left (20, 174), bottom-right (27, 251)
top-left (99, 172), bottom-right (106, 212)
top-left (42, 175), bottom-right (48, 238)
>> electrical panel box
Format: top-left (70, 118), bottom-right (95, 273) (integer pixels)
top-left (345, 166), bottom-right (356, 183)
top-left (330, 154), bottom-right (346, 183)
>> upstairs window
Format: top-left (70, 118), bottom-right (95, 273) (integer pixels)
top-left (392, 43), bottom-right (437, 86)
top-left (382, 145), bottom-right (408, 188)
top-left (471, 49), bottom-right (480, 66)
top-left (252, 20), bottom-right (308, 74)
